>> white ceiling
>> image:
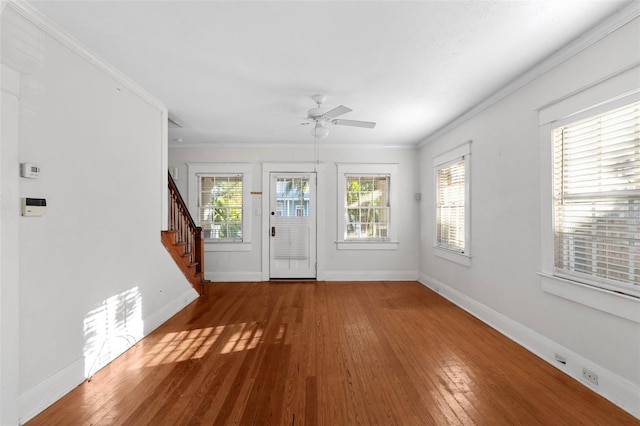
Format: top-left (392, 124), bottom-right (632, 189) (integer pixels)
top-left (27, 0), bottom-right (632, 148)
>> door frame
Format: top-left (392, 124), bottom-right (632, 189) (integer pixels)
top-left (268, 172), bottom-right (316, 279)
top-left (261, 162), bottom-right (325, 281)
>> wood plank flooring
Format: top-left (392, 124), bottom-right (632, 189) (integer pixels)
top-left (27, 281), bottom-right (639, 425)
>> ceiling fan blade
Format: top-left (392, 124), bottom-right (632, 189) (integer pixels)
top-left (324, 105), bottom-right (352, 119)
top-left (332, 119), bottom-right (376, 129)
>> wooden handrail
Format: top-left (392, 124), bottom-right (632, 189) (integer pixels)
top-left (168, 172), bottom-right (198, 230)
top-left (167, 172), bottom-right (205, 294)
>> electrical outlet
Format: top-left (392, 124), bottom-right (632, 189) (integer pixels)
top-left (582, 368), bottom-right (598, 385)
top-left (555, 353), bottom-right (567, 365)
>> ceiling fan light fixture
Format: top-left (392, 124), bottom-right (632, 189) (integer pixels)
top-left (311, 124), bottom-right (329, 139)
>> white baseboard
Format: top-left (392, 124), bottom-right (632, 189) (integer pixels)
top-left (18, 356), bottom-right (85, 424)
top-left (204, 271), bottom-right (418, 282)
top-left (320, 270), bottom-right (418, 281)
top-left (205, 271), bottom-right (263, 282)
top-left (418, 272), bottom-right (640, 420)
top-left (205, 270), bottom-right (418, 282)
top-left (143, 288), bottom-right (199, 335)
top-left (18, 288), bottom-right (199, 424)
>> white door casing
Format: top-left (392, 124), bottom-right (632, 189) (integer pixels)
top-left (269, 173), bottom-right (317, 279)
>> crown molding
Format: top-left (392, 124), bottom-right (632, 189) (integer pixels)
top-left (5, 0), bottom-right (166, 113)
top-left (169, 142), bottom-right (417, 150)
top-left (419, 1), bottom-right (640, 148)
top-left (0, 57), bottom-right (30, 75)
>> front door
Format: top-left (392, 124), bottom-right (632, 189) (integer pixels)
top-left (269, 173), bottom-right (316, 279)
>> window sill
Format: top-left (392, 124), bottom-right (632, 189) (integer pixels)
top-left (336, 241), bottom-right (399, 250)
top-left (434, 247), bottom-right (471, 267)
top-left (538, 273), bottom-right (640, 324)
top-left (205, 241), bottom-right (252, 252)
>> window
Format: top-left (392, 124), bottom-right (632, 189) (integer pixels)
top-left (553, 100), bottom-right (639, 294)
top-left (198, 175), bottom-right (243, 240)
top-left (436, 160), bottom-right (465, 252)
top-left (345, 175), bottom-right (389, 240)
top-left (187, 163), bottom-right (252, 251)
top-left (433, 141), bottom-right (471, 265)
top-left (336, 163), bottom-right (398, 250)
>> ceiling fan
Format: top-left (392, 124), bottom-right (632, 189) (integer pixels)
top-left (295, 94), bottom-right (376, 139)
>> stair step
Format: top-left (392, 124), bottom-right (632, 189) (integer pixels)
top-left (161, 229), bottom-right (206, 296)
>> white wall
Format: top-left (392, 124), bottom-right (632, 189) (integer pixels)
top-left (0, 4), bottom-right (198, 423)
top-left (1, 0), bottom-right (636, 422)
top-left (169, 145), bottom-right (420, 282)
top-left (419, 16), bottom-right (640, 417)
top-left (1, 62), bottom-right (21, 426)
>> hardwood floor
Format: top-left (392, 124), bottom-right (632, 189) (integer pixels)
top-left (27, 281), bottom-right (639, 425)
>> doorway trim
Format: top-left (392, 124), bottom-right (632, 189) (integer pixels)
top-left (261, 162), bottom-right (326, 281)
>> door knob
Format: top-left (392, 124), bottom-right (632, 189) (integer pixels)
top-left (271, 226), bottom-right (276, 237)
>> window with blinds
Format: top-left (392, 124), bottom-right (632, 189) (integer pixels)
top-left (436, 159), bottom-right (466, 253)
top-left (553, 100), bottom-right (639, 291)
top-left (344, 175), bottom-right (390, 240)
top-left (198, 174), bottom-right (243, 240)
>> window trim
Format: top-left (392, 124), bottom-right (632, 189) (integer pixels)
top-left (433, 141), bottom-right (472, 266)
top-left (336, 163), bottom-right (399, 250)
top-left (187, 163), bottom-right (252, 252)
top-left (538, 70), bottom-right (640, 314)
top-left (543, 93), bottom-right (640, 298)
top-left (551, 100), bottom-right (639, 296)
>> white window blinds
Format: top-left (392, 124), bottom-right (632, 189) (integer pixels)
top-left (436, 159), bottom-right (466, 253)
top-left (198, 175), bottom-right (243, 240)
top-left (553, 100), bottom-right (639, 290)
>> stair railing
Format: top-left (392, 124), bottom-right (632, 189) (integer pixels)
top-left (167, 172), bottom-right (204, 279)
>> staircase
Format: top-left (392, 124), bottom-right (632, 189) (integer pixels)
top-left (162, 172), bottom-right (207, 295)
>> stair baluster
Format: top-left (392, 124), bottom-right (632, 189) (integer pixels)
top-left (162, 172), bottom-right (206, 295)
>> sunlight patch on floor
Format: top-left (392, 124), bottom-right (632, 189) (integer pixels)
top-left (138, 322), bottom-right (266, 366)
top-left (220, 323), bottom-right (263, 354)
top-left (142, 326), bottom-right (224, 366)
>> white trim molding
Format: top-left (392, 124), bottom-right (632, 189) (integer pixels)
top-left (187, 162), bottom-right (253, 251)
top-left (539, 72), bottom-right (640, 305)
top-left (539, 273), bottom-right (640, 324)
top-left (19, 287), bottom-right (198, 424)
top-left (261, 162), bottom-right (327, 281)
top-left (5, 0), bottom-right (166, 111)
top-left (420, 2), bottom-right (640, 147)
top-left (336, 163), bottom-right (399, 249)
top-left (204, 271), bottom-right (263, 282)
top-left (433, 141), bottom-right (472, 264)
top-left (321, 270), bottom-right (418, 281)
top-left (434, 247), bottom-right (471, 267)
top-left (419, 272), bottom-right (640, 420)
top-left (1, 62), bottom-right (21, 426)
top-left (4, 2), bottom-right (171, 234)
top-left (335, 242), bottom-right (399, 251)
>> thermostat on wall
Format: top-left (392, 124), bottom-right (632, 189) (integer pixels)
top-left (22, 198), bottom-right (46, 217)
top-left (20, 162), bottom-right (41, 179)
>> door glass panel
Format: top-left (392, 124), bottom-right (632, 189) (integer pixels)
top-left (275, 177), bottom-right (310, 217)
